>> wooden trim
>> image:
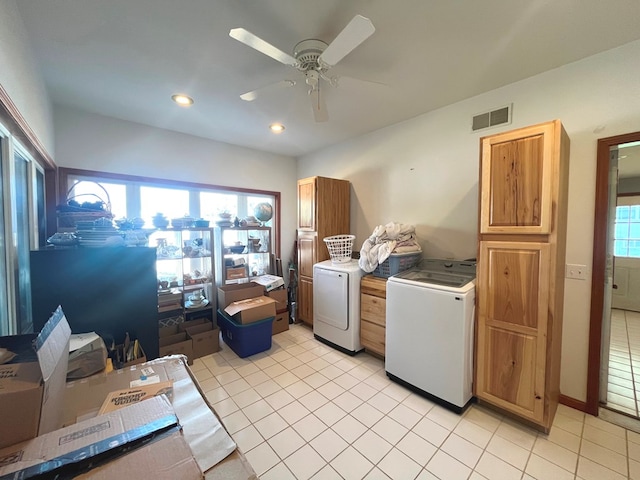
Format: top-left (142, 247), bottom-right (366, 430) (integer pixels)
top-left (587, 131), bottom-right (640, 416)
top-left (0, 83), bottom-right (55, 169)
top-left (559, 394), bottom-right (587, 413)
top-left (58, 167), bottom-right (282, 258)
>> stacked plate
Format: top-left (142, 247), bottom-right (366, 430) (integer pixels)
top-left (76, 225), bottom-right (123, 247)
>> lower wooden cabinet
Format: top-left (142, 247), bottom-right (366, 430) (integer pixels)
top-left (476, 241), bottom-right (552, 428)
top-left (298, 276), bottom-right (314, 326)
top-left (360, 275), bottom-right (387, 356)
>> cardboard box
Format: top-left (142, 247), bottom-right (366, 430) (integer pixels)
top-left (179, 317), bottom-right (207, 332)
top-left (114, 342), bottom-right (147, 369)
top-left (159, 332), bottom-right (194, 365)
top-left (226, 267), bottom-right (247, 281)
top-left (98, 380), bottom-right (174, 414)
top-left (0, 306), bottom-right (71, 449)
top-left (223, 296), bottom-right (276, 325)
top-left (267, 288), bottom-right (288, 312)
top-left (252, 274), bottom-right (285, 292)
top-left (159, 324), bottom-right (179, 337)
top-left (63, 357), bottom-right (250, 479)
top-left (186, 323), bottom-right (220, 358)
top-left (272, 311), bottom-right (289, 335)
top-left (74, 431), bottom-right (203, 480)
top-left (217, 282), bottom-right (264, 308)
top-left (0, 395), bottom-right (182, 478)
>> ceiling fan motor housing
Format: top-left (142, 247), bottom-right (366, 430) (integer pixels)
top-left (293, 39), bottom-right (328, 72)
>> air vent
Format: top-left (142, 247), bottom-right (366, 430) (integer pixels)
top-left (472, 105), bottom-right (512, 132)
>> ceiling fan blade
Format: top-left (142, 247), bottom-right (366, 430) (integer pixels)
top-left (240, 80), bottom-right (296, 102)
top-left (310, 88), bottom-right (328, 122)
top-left (318, 15), bottom-right (375, 67)
top-left (229, 28), bottom-right (297, 66)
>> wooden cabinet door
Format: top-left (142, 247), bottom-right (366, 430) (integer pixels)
top-left (298, 275), bottom-right (314, 325)
top-left (476, 241), bottom-right (550, 423)
top-left (480, 122), bottom-right (556, 234)
top-left (298, 232), bottom-right (317, 278)
top-left (297, 177), bottom-right (316, 231)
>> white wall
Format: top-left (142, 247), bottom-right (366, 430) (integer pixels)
top-left (298, 39), bottom-right (640, 402)
top-left (0, 0), bottom-right (54, 154)
top-left (54, 106), bottom-right (299, 269)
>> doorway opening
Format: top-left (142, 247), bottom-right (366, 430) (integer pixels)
top-left (587, 131), bottom-right (640, 418)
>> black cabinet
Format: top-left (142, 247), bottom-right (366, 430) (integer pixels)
top-left (30, 247), bottom-right (159, 359)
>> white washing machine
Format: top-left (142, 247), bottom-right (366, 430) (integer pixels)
top-left (385, 259), bottom-right (476, 413)
top-left (313, 259), bottom-right (364, 355)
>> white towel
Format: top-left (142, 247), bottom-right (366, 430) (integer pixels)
top-left (358, 222), bottom-right (421, 272)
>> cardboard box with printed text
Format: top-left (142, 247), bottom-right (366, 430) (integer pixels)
top-left (0, 306), bottom-right (71, 449)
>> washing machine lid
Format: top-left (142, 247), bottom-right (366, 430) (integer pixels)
top-left (393, 259), bottom-right (476, 288)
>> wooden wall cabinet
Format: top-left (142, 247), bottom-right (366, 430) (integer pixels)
top-left (296, 176), bottom-right (350, 325)
top-left (475, 120), bottom-right (569, 432)
top-left (360, 275), bottom-right (387, 357)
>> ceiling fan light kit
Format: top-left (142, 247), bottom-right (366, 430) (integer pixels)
top-left (230, 14), bottom-right (375, 122)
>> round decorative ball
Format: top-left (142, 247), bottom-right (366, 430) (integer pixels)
top-left (253, 202), bottom-right (273, 223)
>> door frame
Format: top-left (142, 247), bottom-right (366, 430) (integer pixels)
top-left (587, 131), bottom-right (640, 415)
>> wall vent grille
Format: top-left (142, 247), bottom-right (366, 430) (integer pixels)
top-left (472, 105), bottom-right (512, 132)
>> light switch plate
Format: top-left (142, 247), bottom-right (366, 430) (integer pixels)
top-left (566, 264), bottom-right (588, 280)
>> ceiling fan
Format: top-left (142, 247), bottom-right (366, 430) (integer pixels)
top-left (229, 15), bottom-right (375, 122)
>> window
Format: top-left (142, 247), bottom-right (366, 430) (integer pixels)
top-left (614, 202), bottom-right (640, 258)
top-left (60, 169), bottom-right (280, 258)
top-left (141, 186), bottom-right (189, 225)
top-left (0, 133), bottom-right (42, 335)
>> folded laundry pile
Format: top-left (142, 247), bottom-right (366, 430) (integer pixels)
top-left (358, 222), bottom-right (421, 273)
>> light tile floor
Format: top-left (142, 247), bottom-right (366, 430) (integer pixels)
top-left (607, 309), bottom-right (640, 417)
top-left (190, 323), bottom-right (640, 479)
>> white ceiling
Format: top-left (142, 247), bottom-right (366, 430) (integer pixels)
top-left (15, 0), bottom-right (640, 157)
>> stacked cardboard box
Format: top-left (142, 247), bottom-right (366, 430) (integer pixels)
top-left (267, 288), bottom-right (289, 335)
top-left (158, 318), bottom-right (220, 364)
top-left (217, 283), bottom-right (277, 357)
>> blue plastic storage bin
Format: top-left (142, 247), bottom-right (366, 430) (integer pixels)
top-left (217, 309), bottom-right (274, 358)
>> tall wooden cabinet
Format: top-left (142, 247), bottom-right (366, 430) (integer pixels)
top-left (297, 176), bottom-right (350, 325)
top-left (475, 120), bottom-right (570, 432)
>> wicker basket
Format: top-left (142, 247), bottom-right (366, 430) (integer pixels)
top-left (56, 181), bottom-right (114, 229)
top-left (323, 235), bottom-right (355, 264)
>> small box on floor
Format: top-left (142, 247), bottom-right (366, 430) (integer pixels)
top-left (159, 332), bottom-right (193, 365)
top-left (185, 322), bottom-right (220, 358)
top-left (217, 309), bottom-right (273, 358)
top-left (272, 311), bottom-right (289, 335)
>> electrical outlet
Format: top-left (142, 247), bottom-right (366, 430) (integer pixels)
top-left (566, 264), bottom-right (588, 280)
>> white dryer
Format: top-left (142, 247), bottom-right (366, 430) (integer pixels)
top-left (386, 259), bottom-right (476, 413)
top-left (313, 259), bottom-right (364, 355)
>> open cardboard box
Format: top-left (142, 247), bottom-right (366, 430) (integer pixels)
top-left (223, 296), bottom-right (276, 325)
top-left (0, 306), bottom-right (71, 449)
top-left (62, 356), bottom-right (256, 479)
top-left (0, 395), bottom-right (200, 479)
top-left (217, 282), bottom-right (264, 309)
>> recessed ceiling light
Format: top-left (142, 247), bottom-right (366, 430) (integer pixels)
top-left (171, 94), bottom-right (194, 107)
top-left (269, 123), bottom-right (285, 133)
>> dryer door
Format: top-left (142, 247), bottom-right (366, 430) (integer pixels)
top-left (314, 267), bottom-right (349, 330)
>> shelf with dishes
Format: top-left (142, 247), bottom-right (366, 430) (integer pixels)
top-left (214, 226), bottom-right (272, 285)
top-left (149, 228), bottom-right (216, 315)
